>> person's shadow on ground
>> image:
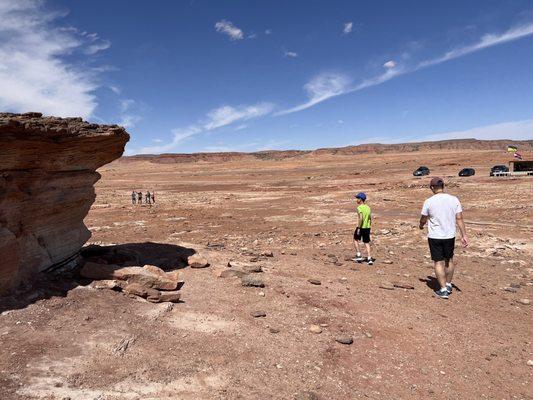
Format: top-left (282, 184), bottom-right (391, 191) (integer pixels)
top-left (419, 276), bottom-right (461, 292)
top-left (0, 242), bottom-right (195, 313)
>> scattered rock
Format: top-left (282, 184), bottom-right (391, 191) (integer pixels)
top-left (187, 253), bottom-right (209, 268)
top-left (308, 279), bottom-right (321, 285)
top-left (158, 291), bottom-right (181, 303)
top-left (527, 360), bottom-right (533, 366)
top-left (123, 283), bottom-right (160, 301)
top-left (217, 269), bottom-right (247, 279)
top-left (382, 260), bottom-right (394, 265)
top-left (335, 336), bottom-right (353, 345)
top-left (518, 298), bottom-right (530, 305)
top-left (269, 327), bottom-right (280, 333)
top-left (294, 391), bottom-right (319, 400)
top-left (364, 332), bottom-right (373, 338)
top-left (309, 324), bottom-right (322, 334)
top-left (261, 251), bottom-right (274, 257)
top-left (241, 275), bottom-right (265, 287)
top-left (113, 335), bottom-right (136, 355)
top-left (251, 310), bottom-right (266, 318)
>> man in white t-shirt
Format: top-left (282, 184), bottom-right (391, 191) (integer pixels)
top-left (419, 177), bottom-right (468, 299)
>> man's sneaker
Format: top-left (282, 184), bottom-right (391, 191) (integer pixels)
top-left (355, 256), bottom-right (364, 263)
top-left (367, 258), bottom-right (374, 265)
top-left (446, 283), bottom-right (453, 294)
top-left (434, 288), bottom-right (449, 299)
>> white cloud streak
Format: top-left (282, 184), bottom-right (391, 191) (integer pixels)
top-left (284, 50), bottom-right (298, 58)
top-left (343, 22), bottom-right (353, 34)
top-left (278, 22), bottom-right (533, 116)
top-left (136, 102), bottom-right (275, 154)
top-left (0, 0), bottom-right (112, 119)
top-left (215, 19), bottom-right (244, 40)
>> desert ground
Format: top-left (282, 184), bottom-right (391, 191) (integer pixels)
top-left (1, 148), bottom-right (532, 400)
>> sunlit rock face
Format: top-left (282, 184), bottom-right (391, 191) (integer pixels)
top-left (0, 112), bottom-right (129, 295)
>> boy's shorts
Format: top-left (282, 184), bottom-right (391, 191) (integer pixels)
top-left (428, 238), bottom-right (455, 261)
top-left (354, 228), bottom-right (371, 243)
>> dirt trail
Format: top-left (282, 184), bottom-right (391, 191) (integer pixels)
top-left (1, 149), bottom-right (532, 399)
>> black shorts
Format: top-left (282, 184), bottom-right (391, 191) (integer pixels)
top-left (354, 228), bottom-right (371, 243)
top-left (428, 238), bottom-right (455, 262)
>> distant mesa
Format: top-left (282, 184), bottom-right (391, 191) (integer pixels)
top-left (122, 138), bottom-right (533, 164)
top-left (0, 112), bottom-right (129, 295)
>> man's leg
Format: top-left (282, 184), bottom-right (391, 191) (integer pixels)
top-left (364, 242), bottom-right (371, 259)
top-left (445, 258), bottom-right (456, 285)
top-left (354, 239), bottom-right (361, 256)
top-left (434, 261), bottom-right (447, 290)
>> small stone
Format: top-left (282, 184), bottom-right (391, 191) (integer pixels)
top-left (188, 254), bottom-right (209, 268)
top-left (518, 298), bottom-right (530, 305)
top-left (308, 279), bottom-right (321, 285)
top-left (217, 269), bottom-right (246, 279)
top-left (309, 324), bottom-right (322, 334)
top-left (382, 260), bottom-right (393, 265)
top-left (364, 332), bottom-right (373, 338)
top-left (379, 283), bottom-right (395, 290)
top-left (158, 291), bottom-right (181, 303)
top-left (527, 360), bottom-right (533, 366)
top-left (393, 282), bottom-right (415, 290)
top-left (335, 336), bottom-right (353, 345)
top-left (261, 251), bottom-right (274, 257)
top-left (241, 275), bottom-right (265, 287)
top-left (294, 391), bottom-right (319, 400)
top-left (338, 277), bottom-right (348, 283)
top-left (258, 291), bottom-right (265, 297)
top-left (251, 310), bottom-right (266, 318)
top-left (269, 327), bottom-right (280, 333)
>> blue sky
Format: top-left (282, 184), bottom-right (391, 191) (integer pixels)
top-left (1, 0), bottom-right (532, 154)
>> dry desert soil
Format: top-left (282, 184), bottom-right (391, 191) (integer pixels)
top-left (1, 147), bottom-right (532, 400)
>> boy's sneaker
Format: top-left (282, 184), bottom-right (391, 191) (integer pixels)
top-left (446, 283), bottom-right (453, 294)
top-left (434, 288), bottom-right (449, 299)
top-left (367, 258), bottom-right (374, 265)
top-left (355, 256), bottom-right (364, 262)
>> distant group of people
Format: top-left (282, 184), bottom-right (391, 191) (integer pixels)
top-left (352, 176), bottom-right (468, 299)
top-left (131, 190), bottom-right (155, 205)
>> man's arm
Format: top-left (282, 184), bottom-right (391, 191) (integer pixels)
top-left (456, 212), bottom-right (468, 247)
top-left (419, 215), bottom-right (428, 230)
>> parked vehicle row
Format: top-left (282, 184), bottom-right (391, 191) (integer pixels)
top-left (412, 165), bottom-right (506, 177)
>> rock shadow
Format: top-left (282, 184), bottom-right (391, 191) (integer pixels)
top-left (0, 242), bottom-right (195, 313)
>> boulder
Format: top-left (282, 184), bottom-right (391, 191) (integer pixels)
top-left (0, 113), bottom-right (129, 295)
top-left (123, 283), bottom-right (160, 301)
top-left (241, 275), bottom-right (265, 287)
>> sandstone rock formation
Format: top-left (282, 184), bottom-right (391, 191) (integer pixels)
top-left (0, 112), bottom-right (129, 295)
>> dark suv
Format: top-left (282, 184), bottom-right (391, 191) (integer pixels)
top-left (413, 166), bottom-right (430, 176)
top-left (458, 168), bottom-right (475, 177)
top-left (490, 165), bottom-right (509, 176)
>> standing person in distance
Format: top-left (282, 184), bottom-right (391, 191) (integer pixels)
top-left (353, 192), bottom-right (373, 265)
top-left (419, 177), bottom-right (468, 299)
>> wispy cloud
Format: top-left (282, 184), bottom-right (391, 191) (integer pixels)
top-left (135, 102), bottom-right (275, 154)
top-left (276, 72), bottom-right (353, 115)
top-left (0, 0), bottom-right (111, 118)
top-left (343, 22), bottom-right (354, 35)
top-left (284, 50), bottom-right (298, 58)
top-left (117, 98), bottom-right (142, 129)
top-left (85, 39), bottom-right (111, 55)
top-left (278, 22), bottom-right (533, 115)
top-left (265, 29), bottom-right (272, 35)
top-left (215, 19), bottom-right (244, 40)
top-left (420, 119), bottom-right (533, 142)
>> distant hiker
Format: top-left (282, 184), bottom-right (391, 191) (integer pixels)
top-left (131, 190), bottom-right (136, 205)
top-left (353, 192), bottom-right (373, 265)
top-left (419, 177), bottom-right (468, 299)
top-left (137, 191), bottom-right (143, 204)
top-left (151, 192), bottom-right (155, 204)
top-left (145, 191), bottom-right (152, 205)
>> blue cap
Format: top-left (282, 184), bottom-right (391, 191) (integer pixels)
top-left (355, 192), bottom-right (366, 201)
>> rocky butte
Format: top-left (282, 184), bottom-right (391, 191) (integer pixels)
top-left (0, 112), bottom-right (129, 295)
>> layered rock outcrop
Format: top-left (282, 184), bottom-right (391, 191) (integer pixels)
top-left (0, 112), bottom-right (129, 295)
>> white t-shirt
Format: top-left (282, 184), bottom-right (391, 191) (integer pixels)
top-left (421, 193), bottom-right (462, 239)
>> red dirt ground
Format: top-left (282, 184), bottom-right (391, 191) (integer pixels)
top-left (1, 148), bottom-right (532, 399)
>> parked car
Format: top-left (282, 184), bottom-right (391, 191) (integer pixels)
top-left (490, 165), bottom-right (509, 176)
top-left (458, 168), bottom-right (475, 177)
top-left (413, 166), bottom-right (430, 176)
